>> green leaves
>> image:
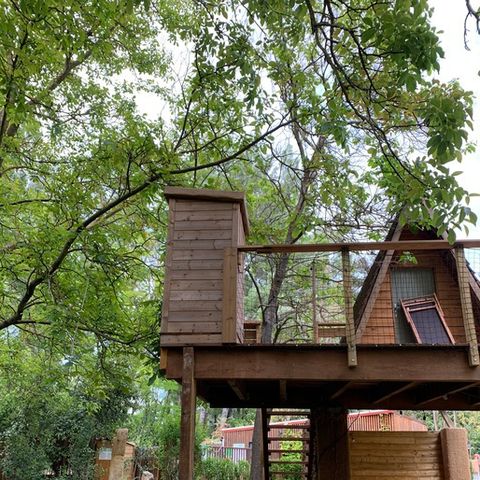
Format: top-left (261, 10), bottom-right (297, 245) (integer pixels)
top-left (0, 3), bottom-right (477, 474)
top-left (421, 82), bottom-right (473, 164)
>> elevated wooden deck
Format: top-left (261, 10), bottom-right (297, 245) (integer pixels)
top-left (160, 187), bottom-right (480, 410)
top-left (163, 344), bottom-right (480, 411)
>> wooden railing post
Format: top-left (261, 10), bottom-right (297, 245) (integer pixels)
top-left (342, 248), bottom-right (358, 367)
top-left (312, 261), bottom-right (319, 343)
top-left (222, 247), bottom-right (238, 343)
top-left (455, 245), bottom-right (479, 367)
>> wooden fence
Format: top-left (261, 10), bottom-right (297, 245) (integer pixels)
top-left (350, 431), bottom-right (443, 480)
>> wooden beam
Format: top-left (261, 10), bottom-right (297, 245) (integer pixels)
top-left (228, 380), bottom-right (247, 401)
top-left (165, 345), bottom-right (480, 383)
top-left (330, 382), bottom-right (353, 400)
top-left (455, 246), bottom-right (480, 366)
top-left (415, 382), bottom-right (480, 407)
top-left (439, 411), bottom-right (455, 428)
top-left (179, 347), bottom-right (196, 480)
top-left (342, 248), bottom-right (357, 367)
top-left (222, 247), bottom-right (238, 343)
top-left (279, 380), bottom-right (288, 402)
top-left (239, 239), bottom-right (480, 254)
top-left (371, 381), bottom-right (418, 405)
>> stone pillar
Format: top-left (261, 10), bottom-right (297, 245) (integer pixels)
top-left (440, 428), bottom-right (470, 480)
top-left (310, 408), bottom-right (350, 480)
top-left (108, 429), bottom-right (129, 480)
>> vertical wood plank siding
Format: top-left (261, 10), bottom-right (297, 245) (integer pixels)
top-left (161, 189), bottom-right (248, 346)
top-left (360, 252), bottom-right (465, 345)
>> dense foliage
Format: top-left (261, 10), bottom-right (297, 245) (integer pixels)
top-left (0, 0), bottom-right (478, 477)
top-left (197, 458), bottom-right (250, 480)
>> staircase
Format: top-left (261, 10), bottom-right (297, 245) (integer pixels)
top-left (262, 408), bottom-right (311, 479)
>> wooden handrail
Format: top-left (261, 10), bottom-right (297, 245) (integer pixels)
top-left (238, 239), bottom-right (480, 254)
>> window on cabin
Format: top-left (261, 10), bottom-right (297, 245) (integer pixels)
top-left (391, 268), bottom-right (435, 343)
top-left (400, 295), bottom-right (454, 344)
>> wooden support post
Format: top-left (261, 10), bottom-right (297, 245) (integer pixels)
top-left (179, 347), bottom-right (196, 480)
top-left (310, 407), bottom-right (350, 480)
top-left (222, 247), bottom-right (238, 343)
top-left (312, 261), bottom-right (319, 343)
top-left (261, 408), bottom-right (270, 480)
top-left (342, 248), bottom-right (357, 367)
top-left (108, 428), bottom-right (130, 480)
top-left (455, 246), bottom-right (479, 366)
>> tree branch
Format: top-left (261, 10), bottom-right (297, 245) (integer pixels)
top-left (0, 120), bottom-right (292, 330)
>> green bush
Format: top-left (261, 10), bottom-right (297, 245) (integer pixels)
top-left (269, 441), bottom-right (304, 480)
top-left (196, 458), bottom-right (250, 480)
top-left (156, 413), bottom-right (204, 480)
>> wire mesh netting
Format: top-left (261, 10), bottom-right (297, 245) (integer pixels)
top-left (244, 251), bottom-right (369, 345)
top-left (242, 247), bottom-right (480, 346)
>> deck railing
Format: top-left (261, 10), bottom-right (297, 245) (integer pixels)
top-left (222, 240), bottom-right (480, 367)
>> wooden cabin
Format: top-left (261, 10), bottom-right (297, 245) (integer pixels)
top-left (160, 187), bottom-right (479, 480)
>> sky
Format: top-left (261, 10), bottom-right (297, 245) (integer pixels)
top-left (430, 1), bottom-right (480, 237)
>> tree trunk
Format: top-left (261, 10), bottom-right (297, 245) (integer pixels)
top-left (249, 410), bottom-right (265, 480)
top-left (249, 132), bottom-right (322, 480)
top-left (218, 407), bottom-right (230, 431)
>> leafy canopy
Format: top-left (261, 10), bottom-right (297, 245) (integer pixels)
top-left (0, 0), bottom-right (477, 473)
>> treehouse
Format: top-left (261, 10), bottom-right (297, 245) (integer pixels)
top-left (159, 187), bottom-right (480, 479)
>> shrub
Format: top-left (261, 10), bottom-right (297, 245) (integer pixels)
top-left (269, 441), bottom-right (304, 480)
top-left (196, 458), bottom-right (250, 480)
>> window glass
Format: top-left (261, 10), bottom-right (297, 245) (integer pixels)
top-left (391, 268), bottom-right (435, 343)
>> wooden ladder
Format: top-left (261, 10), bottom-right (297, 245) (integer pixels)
top-left (262, 408), bottom-right (311, 479)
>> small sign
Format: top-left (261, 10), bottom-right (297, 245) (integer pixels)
top-left (98, 447), bottom-right (112, 461)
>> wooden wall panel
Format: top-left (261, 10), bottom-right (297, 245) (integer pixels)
top-left (350, 431), bottom-right (444, 480)
top-left (161, 189), bottom-right (248, 346)
top-left (360, 250), bottom-right (466, 345)
top-left (161, 198), bottom-right (233, 345)
top-left (361, 271), bottom-right (395, 344)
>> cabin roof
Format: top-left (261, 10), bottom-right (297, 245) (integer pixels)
top-left (220, 410), bottom-right (397, 432)
top-left (353, 219), bottom-right (480, 336)
top-left (164, 186), bottom-right (250, 236)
